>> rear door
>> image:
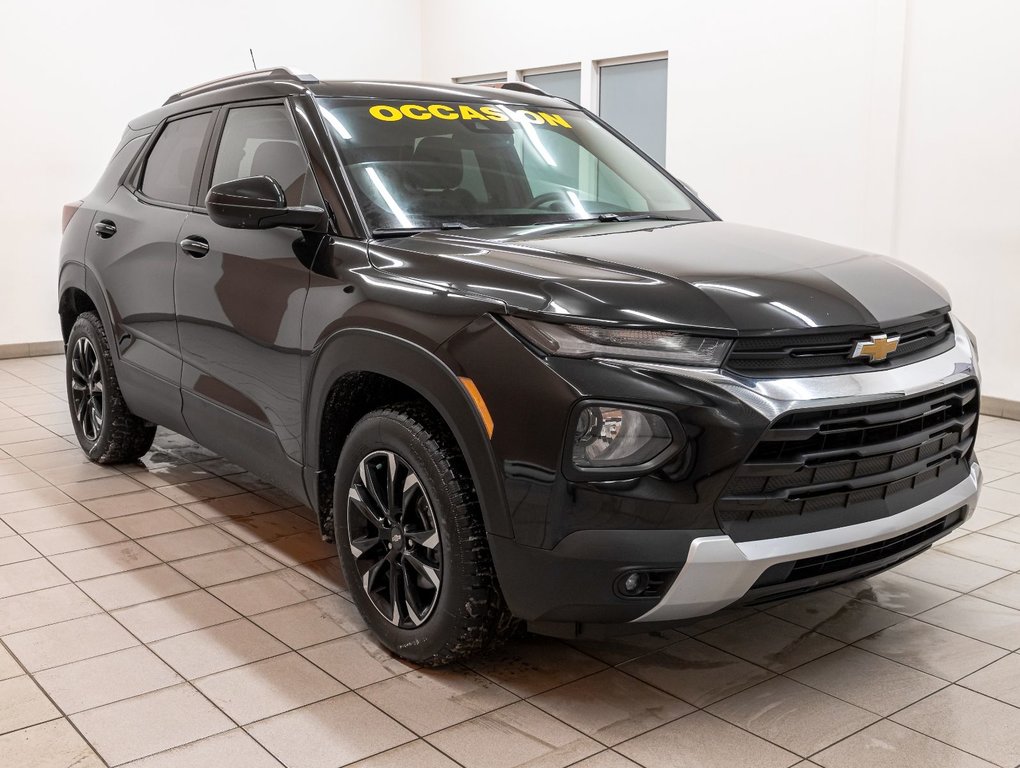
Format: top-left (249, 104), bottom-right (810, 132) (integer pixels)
top-left (85, 109), bottom-right (215, 434)
top-left (174, 100), bottom-right (325, 490)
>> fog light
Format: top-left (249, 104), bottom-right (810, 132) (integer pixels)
top-left (621, 571), bottom-right (649, 595)
top-left (572, 406), bottom-right (673, 469)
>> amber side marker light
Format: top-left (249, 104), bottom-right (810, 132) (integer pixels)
top-left (458, 377), bottom-right (494, 438)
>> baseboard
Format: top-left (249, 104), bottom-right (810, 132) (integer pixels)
top-left (0, 341), bottom-right (63, 360)
top-left (982, 395), bottom-right (1020, 421)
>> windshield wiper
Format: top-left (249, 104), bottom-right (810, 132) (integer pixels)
top-left (594, 213), bottom-right (693, 222)
top-left (371, 222), bottom-right (471, 238)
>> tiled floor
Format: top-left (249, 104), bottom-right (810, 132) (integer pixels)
top-left (0, 354), bottom-right (1018, 768)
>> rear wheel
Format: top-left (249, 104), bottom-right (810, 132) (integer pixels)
top-left (66, 312), bottom-right (156, 464)
top-left (333, 405), bottom-right (512, 665)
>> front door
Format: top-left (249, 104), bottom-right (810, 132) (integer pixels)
top-left (174, 101), bottom-right (325, 493)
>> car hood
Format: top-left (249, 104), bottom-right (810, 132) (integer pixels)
top-left (371, 220), bottom-right (950, 334)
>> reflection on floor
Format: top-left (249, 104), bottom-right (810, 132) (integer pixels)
top-left (0, 354), bottom-right (1019, 767)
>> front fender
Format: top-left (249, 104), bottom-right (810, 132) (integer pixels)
top-left (303, 328), bottom-right (512, 538)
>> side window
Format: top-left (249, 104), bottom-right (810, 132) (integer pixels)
top-left (140, 113), bottom-right (211, 205)
top-left (211, 104), bottom-right (319, 206)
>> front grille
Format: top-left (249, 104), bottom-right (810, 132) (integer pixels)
top-left (717, 379), bottom-right (979, 540)
top-left (725, 313), bottom-right (954, 377)
top-left (751, 508), bottom-right (964, 591)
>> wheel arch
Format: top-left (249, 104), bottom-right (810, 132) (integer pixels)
top-left (304, 328), bottom-right (511, 540)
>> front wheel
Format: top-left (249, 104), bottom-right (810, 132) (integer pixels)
top-left (333, 405), bottom-right (512, 665)
top-left (65, 312), bottom-right (156, 464)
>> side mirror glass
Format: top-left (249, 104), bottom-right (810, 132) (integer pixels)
top-left (206, 176), bottom-right (324, 230)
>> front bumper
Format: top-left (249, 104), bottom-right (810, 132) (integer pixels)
top-left (635, 462), bottom-right (980, 622)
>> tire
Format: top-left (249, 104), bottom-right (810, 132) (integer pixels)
top-left (333, 404), bottom-right (513, 665)
top-left (65, 311), bottom-right (156, 464)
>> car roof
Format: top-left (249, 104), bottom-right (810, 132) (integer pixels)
top-left (128, 69), bottom-right (577, 130)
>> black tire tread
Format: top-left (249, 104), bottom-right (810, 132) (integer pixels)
top-left (68, 312), bottom-right (156, 464)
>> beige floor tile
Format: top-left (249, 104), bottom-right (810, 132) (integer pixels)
top-left (5, 612), bottom-right (137, 672)
top-left (78, 563), bottom-right (197, 610)
top-left (184, 492), bottom-right (281, 522)
top-left (171, 545), bottom-right (283, 587)
top-left (347, 739), bottom-right (461, 768)
top-left (130, 463), bottom-right (213, 489)
top-left (40, 461), bottom-right (123, 486)
top-left (24, 519), bottom-right (127, 555)
top-left (892, 549), bottom-right (1011, 592)
top-left (246, 693), bottom-right (414, 768)
top-left (0, 675), bottom-right (61, 735)
top-left (940, 533), bottom-right (1020, 571)
top-left (766, 591), bottom-right (906, 643)
top-left (466, 636), bottom-right (607, 697)
top-left (787, 646), bottom-right (947, 715)
top-left (251, 594), bottom-right (366, 649)
top-left (855, 618), bottom-right (1008, 680)
top-left (568, 752), bottom-right (642, 768)
top-left (218, 509), bottom-right (315, 544)
top-left (0, 535), bottom-right (41, 565)
top-left (707, 676), bottom-right (878, 756)
top-left (426, 700), bottom-right (600, 768)
top-left (158, 477), bottom-right (243, 505)
top-left (972, 486), bottom-right (1020, 515)
top-left (531, 668), bottom-right (692, 746)
top-left (123, 728), bottom-right (282, 768)
top-left (2, 437), bottom-right (72, 456)
top-left (252, 531), bottom-right (336, 567)
top-left (300, 631), bottom-right (417, 689)
top-left (0, 557), bottom-right (67, 597)
top-left (813, 719), bottom-right (996, 768)
top-left (958, 653), bottom-right (1020, 708)
top-left (0, 644), bottom-right (21, 680)
top-left (49, 540), bottom-right (161, 581)
top-left (836, 572), bottom-right (961, 615)
top-left (962, 506), bottom-right (1012, 532)
top-left (891, 685), bottom-right (1020, 767)
top-left (293, 555), bottom-right (347, 593)
top-left (58, 474), bottom-right (148, 502)
top-left (566, 630), bottom-right (685, 667)
top-left (2, 501), bottom-right (96, 534)
top-left (0, 485), bottom-right (72, 514)
top-left (84, 489), bottom-right (177, 519)
top-left (149, 617), bottom-right (288, 679)
top-left (0, 470), bottom-right (50, 494)
top-left (137, 525), bottom-right (243, 561)
top-left (987, 472), bottom-right (1020, 494)
top-left (208, 569), bottom-right (330, 616)
top-left (71, 683), bottom-right (233, 766)
top-left (0, 718), bottom-right (105, 768)
top-left (0, 583), bottom-right (100, 634)
top-left (108, 506), bottom-right (205, 539)
top-left (361, 666), bottom-right (518, 736)
top-left (0, 517), bottom-right (14, 537)
top-left (697, 613), bottom-right (844, 673)
top-left (917, 595), bottom-right (1020, 650)
top-left (17, 448), bottom-right (92, 472)
top-left (112, 589), bottom-right (239, 642)
top-left (982, 515), bottom-right (1020, 544)
top-left (616, 710), bottom-right (799, 768)
top-left (195, 652), bottom-right (346, 725)
top-left (34, 645), bottom-right (182, 714)
top-left (619, 637), bottom-right (773, 707)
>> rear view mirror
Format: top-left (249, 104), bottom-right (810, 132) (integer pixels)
top-left (206, 176), bottom-right (324, 230)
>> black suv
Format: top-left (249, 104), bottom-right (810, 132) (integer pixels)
top-left (58, 68), bottom-right (982, 664)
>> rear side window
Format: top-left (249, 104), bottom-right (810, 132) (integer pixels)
top-left (140, 113), bottom-right (211, 205)
top-left (211, 104), bottom-right (319, 206)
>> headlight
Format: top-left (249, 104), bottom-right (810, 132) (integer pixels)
top-left (506, 316), bottom-right (731, 366)
top-left (572, 405), bottom-right (674, 469)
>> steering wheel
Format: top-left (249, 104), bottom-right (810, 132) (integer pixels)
top-left (527, 191), bottom-right (573, 210)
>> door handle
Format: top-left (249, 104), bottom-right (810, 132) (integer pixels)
top-left (94, 220), bottom-right (117, 238)
top-left (179, 236), bottom-right (210, 258)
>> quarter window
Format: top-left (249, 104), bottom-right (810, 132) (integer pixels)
top-left (211, 104), bottom-right (318, 207)
top-left (140, 113), bottom-right (211, 205)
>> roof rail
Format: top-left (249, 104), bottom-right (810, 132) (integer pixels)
top-left (490, 81), bottom-right (550, 97)
top-left (164, 67), bottom-right (319, 105)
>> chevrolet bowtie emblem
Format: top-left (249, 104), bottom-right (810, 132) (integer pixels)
top-left (851, 333), bottom-right (900, 362)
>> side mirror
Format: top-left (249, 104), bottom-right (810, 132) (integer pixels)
top-left (205, 176), bottom-right (324, 230)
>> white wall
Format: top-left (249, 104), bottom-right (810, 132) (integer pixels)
top-left (421, 0), bottom-right (1020, 401)
top-left (3, 0), bottom-right (1018, 401)
top-left (0, 0), bottom-right (422, 347)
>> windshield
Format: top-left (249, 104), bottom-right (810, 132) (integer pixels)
top-left (316, 98), bottom-right (709, 233)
